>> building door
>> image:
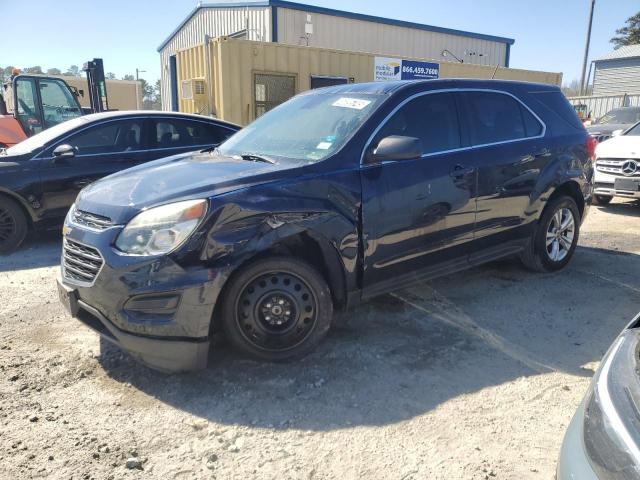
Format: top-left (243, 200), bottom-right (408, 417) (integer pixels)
top-left (254, 73), bottom-right (296, 119)
top-left (169, 55), bottom-right (178, 112)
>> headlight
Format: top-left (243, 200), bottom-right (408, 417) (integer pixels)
top-left (583, 327), bottom-right (640, 479)
top-left (115, 200), bottom-right (207, 256)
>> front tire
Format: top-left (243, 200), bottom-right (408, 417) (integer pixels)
top-left (220, 257), bottom-right (333, 361)
top-left (0, 197), bottom-right (28, 254)
top-left (593, 194), bottom-right (612, 205)
top-left (521, 196), bottom-right (580, 272)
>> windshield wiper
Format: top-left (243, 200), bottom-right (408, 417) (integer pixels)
top-left (201, 144), bottom-right (221, 154)
top-left (238, 153), bottom-right (277, 165)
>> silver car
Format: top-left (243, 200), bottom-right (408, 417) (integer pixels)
top-left (558, 313), bottom-right (640, 479)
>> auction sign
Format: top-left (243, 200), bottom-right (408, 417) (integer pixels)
top-left (374, 57), bottom-right (440, 82)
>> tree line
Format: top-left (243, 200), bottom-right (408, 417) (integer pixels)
top-left (0, 65), bottom-right (161, 110)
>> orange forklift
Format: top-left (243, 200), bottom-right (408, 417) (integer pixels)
top-left (0, 58), bottom-right (109, 148)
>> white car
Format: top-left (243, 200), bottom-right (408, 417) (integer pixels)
top-left (593, 122), bottom-right (640, 205)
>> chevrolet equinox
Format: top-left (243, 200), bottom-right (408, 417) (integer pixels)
top-left (57, 80), bottom-right (594, 371)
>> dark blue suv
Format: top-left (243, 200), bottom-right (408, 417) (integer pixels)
top-left (57, 79), bottom-right (594, 371)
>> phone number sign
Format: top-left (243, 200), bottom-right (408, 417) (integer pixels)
top-left (401, 60), bottom-right (440, 80)
top-left (374, 57), bottom-right (440, 81)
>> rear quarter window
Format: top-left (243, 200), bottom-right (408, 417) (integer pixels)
top-left (528, 91), bottom-right (584, 131)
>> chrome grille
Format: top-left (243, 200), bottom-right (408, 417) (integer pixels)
top-left (72, 209), bottom-right (113, 230)
top-left (596, 158), bottom-right (640, 177)
top-left (62, 238), bottom-right (104, 284)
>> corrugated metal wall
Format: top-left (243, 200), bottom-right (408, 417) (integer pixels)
top-left (176, 38), bottom-right (561, 125)
top-left (276, 7), bottom-right (507, 67)
top-left (567, 93), bottom-right (640, 120)
top-left (593, 59), bottom-right (640, 96)
top-left (159, 6), bottom-right (272, 110)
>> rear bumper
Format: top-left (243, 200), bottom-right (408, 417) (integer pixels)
top-left (58, 276), bottom-right (210, 372)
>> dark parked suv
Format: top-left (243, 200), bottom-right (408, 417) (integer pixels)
top-left (57, 80), bottom-right (594, 371)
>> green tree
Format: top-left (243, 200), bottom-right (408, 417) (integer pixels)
top-left (122, 74), bottom-right (135, 81)
top-left (138, 78), bottom-right (161, 110)
top-left (0, 66), bottom-right (15, 83)
top-left (105, 72), bottom-right (116, 80)
top-left (46, 67), bottom-right (62, 75)
top-left (611, 12), bottom-right (640, 48)
top-left (23, 66), bottom-right (43, 74)
top-left (64, 65), bottom-right (81, 77)
top-left (154, 79), bottom-right (162, 107)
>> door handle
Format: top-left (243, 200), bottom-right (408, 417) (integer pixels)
top-left (73, 179), bottom-right (93, 189)
top-left (450, 165), bottom-right (476, 178)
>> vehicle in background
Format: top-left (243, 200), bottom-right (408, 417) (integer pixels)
top-left (56, 79), bottom-right (593, 372)
top-left (593, 121), bottom-right (640, 205)
top-left (587, 106), bottom-right (640, 144)
top-left (0, 58), bottom-right (110, 148)
top-left (557, 312), bottom-right (640, 480)
top-left (0, 111), bottom-right (240, 253)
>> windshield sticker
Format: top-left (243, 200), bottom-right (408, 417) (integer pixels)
top-left (316, 141), bottom-right (333, 150)
top-left (332, 98), bottom-right (372, 110)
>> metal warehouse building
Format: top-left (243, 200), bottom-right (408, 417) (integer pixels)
top-left (592, 44), bottom-right (640, 96)
top-left (158, 0), bottom-right (516, 111)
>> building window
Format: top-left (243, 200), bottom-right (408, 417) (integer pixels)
top-left (254, 73), bottom-right (296, 118)
top-left (310, 76), bottom-right (349, 89)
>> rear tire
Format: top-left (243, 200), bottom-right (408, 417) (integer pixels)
top-left (220, 257), bottom-right (333, 361)
top-left (0, 197), bottom-right (28, 254)
top-left (593, 194), bottom-right (612, 205)
top-left (520, 196), bottom-right (580, 273)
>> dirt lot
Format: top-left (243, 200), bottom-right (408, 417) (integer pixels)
top-left (1, 199), bottom-right (639, 480)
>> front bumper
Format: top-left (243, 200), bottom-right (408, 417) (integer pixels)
top-left (594, 170), bottom-right (640, 199)
top-left (58, 224), bottom-right (230, 372)
top-left (57, 276), bottom-right (209, 372)
top-left (557, 402), bottom-right (600, 480)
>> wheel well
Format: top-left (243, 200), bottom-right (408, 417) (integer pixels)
top-left (210, 232), bottom-right (347, 336)
top-left (548, 181), bottom-right (585, 219)
top-left (0, 191), bottom-right (32, 229)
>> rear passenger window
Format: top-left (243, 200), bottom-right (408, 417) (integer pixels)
top-left (373, 92), bottom-right (461, 155)
top-left (152, 119), bottom-right (234, 149)
top-left (464, 92), bottom-right (542, 145)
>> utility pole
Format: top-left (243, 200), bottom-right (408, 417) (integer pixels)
top-left (580, 0), bottom-right (596, 96)
top-left (135, 68), bottom-right (146, 81)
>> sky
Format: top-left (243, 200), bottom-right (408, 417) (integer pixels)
top-left (2, 0), bottom-right (638, 86)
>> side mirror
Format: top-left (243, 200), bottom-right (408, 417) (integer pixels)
top-left (367, 135), bottom-right (423, 164)
top-left (52, 144), bottom-right (76, 161)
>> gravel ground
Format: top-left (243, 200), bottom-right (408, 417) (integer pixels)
top-left (1, 199), bottom-right (639, 480)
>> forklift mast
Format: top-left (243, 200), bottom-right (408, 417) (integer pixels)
top-left (83, 58), bottom-right (109, 113)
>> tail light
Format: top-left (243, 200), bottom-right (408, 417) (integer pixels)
top-left (587, 135), bottom-right (598, 162)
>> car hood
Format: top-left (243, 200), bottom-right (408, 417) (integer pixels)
top-left (587, 124), bottom-right (629, 135)
top-left (595, 135), bottom-right (640, 159)
top-left (76, 151), bottom-right (302, 224)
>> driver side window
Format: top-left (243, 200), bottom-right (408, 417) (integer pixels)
top-left (371, 92), bottom-right (461, 156)
top-left (57, 120), bottom-right (143, 157)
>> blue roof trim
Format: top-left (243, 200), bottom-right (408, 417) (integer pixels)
top-left (158, 0), bottom-right (515, 52)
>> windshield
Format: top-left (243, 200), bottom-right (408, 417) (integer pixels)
top-left (625, 122), bottom-right (640, 136)
top-left (598, 109), bottom-right (640, 125)
top-left (6, 116), bottom-right (90, 155)
top-left (217, 92), bottom-right (387, 163)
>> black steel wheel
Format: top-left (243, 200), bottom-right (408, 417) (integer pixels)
top-left (220, 257), bottom-right (333, 361)
top-left (0, 197), bottom-right (28, 254)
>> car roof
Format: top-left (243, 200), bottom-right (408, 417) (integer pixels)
top-left (79, 110), bottom-right (240, 128)
top-left (306, 79), bottom-right (561, 96)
